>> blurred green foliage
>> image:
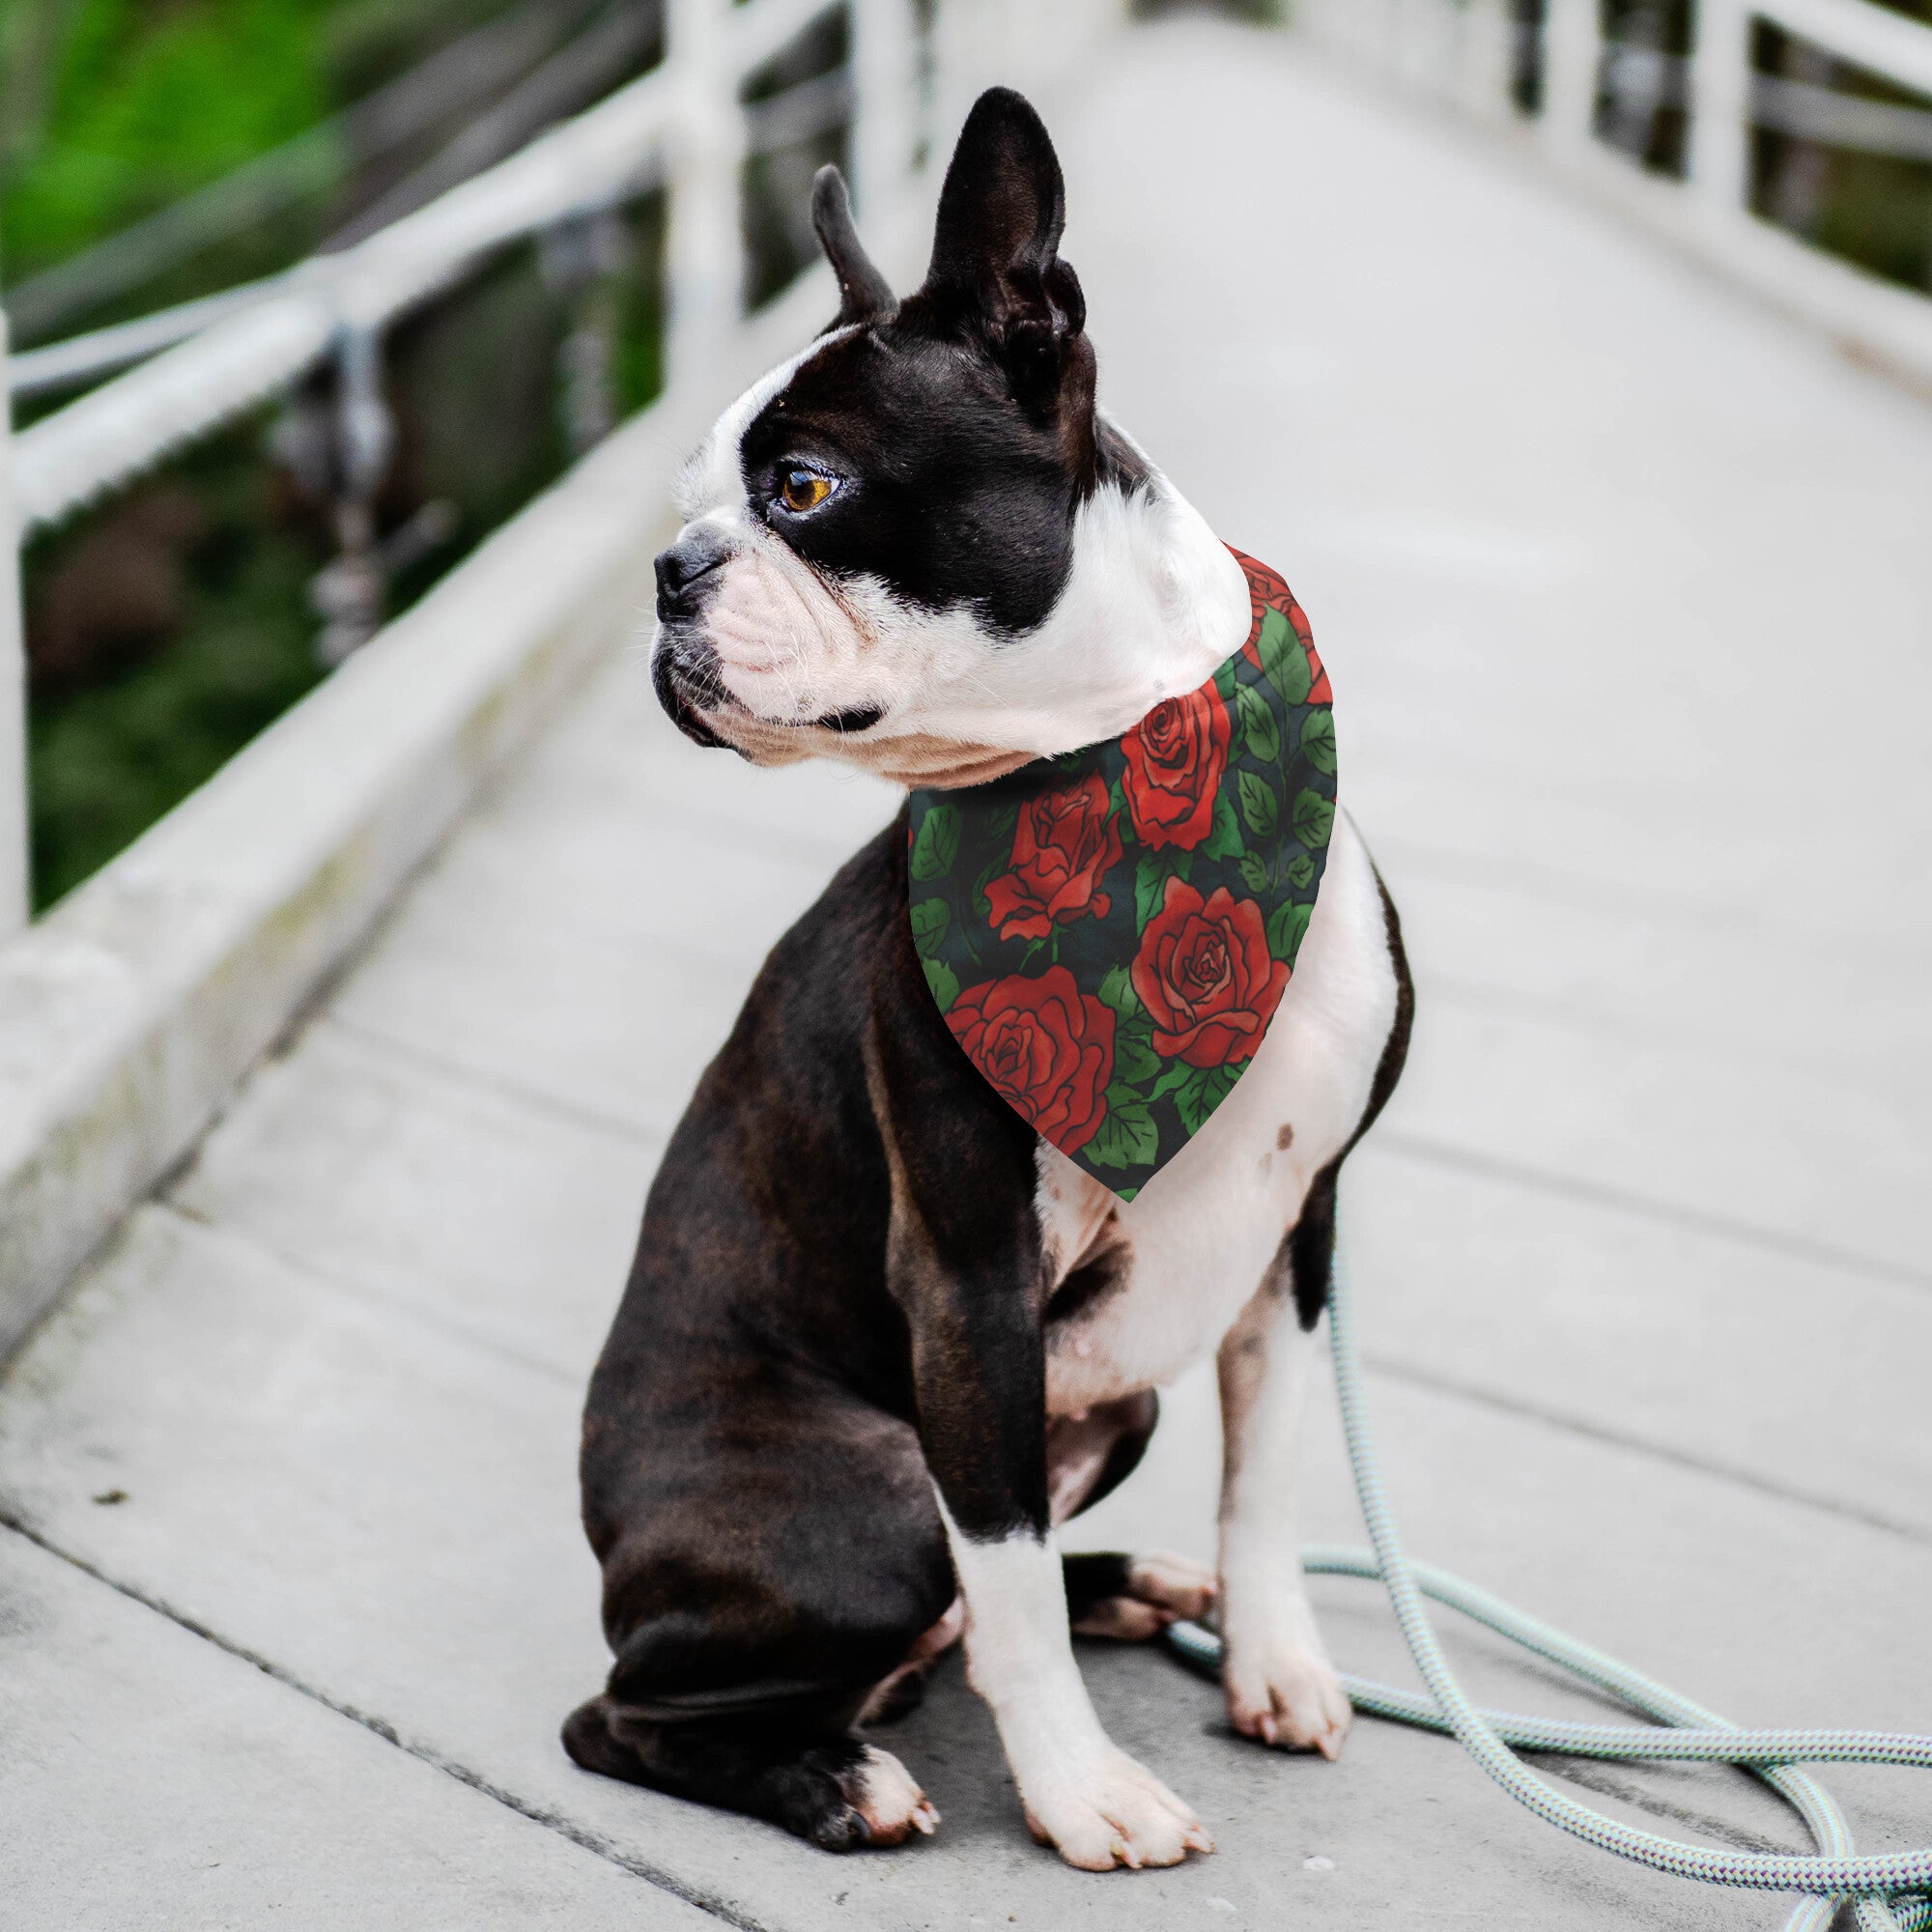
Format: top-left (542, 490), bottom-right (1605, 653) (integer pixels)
top-left (2, 0), bottom-right (328, 280)
top-left (7, 0), bottom-right (667, 911)
top-left (23, 418), bottom-right (329, 904)
top-left (0, 0), bottom-right (516, 286)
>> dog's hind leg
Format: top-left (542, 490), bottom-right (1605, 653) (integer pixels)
top-left (1063, 1550), bottom-right (1217, 1641)
top-left (562, 1698), bottom-right (937, 1849)
top-left (1047, 1390), bottom-right (1217, 1641)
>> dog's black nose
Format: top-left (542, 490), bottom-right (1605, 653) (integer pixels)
top-left (654, 532), bottom-right (731, 620)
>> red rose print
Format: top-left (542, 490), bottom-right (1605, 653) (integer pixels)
top-left (1232, 549), bottom-right (1293, 641)
top-left (982, 772), bottom-right (1123, 942)
top-left (1120, 677), bottom-right (1230, 852)
top-left (1230, 545), bottom-right (1324, 698)
top-left (1304, 638), bottom-right (1331, 706)
top-left (1130, 878), bottom-right (1290, 1069)
top-left (946, 966), bottom-right (1115, 1155)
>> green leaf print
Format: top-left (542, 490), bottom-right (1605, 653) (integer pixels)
top-left (923, 955), bottom-right (960, 1011)
top-left (1290, 787), bottom-right (1335, 851)
top-left (1284, 851), bottom-right (1315, 891)
top-left (1260, 607), bottom-right (1321, 707)
top-left (1114, 1030), bottom-right (1162, 1088)
top-left (909, 898), bottom-right (949, 958)
top-left (1203, 794), bottom-right (1245, 862)
top-left (1299, 708), bottom-right (1337, 777)
top-left (1148, 1062), bottom-right (1194, 1104)
top-left (1212, 656), bottom-right (1238, 700)
top-left (910, 804), bottom-right (961, 881)
top-left (1097, 963), bottom-right (1141, 1018)
top-left (1174, 1064), bottom-right (1242, 1137)
top-left (1087, 1097), bottom-right (1158, 1171)
top-left (1235, 682), bottom-right (1279, 765)
top-left (1255, 607), bottom-right (1311, 704)
top-left (1134, 850), bottom-right (1191, 931)
top-left (1237, 771), bottom-right (1279, 840)
top-left (1266, 899), bottom-right (1313, 964)
top-left (1237, 853), bottom-right (1269, 895)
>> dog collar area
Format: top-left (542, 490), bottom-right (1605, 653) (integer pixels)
top-left (905, 548), bottom-right (1336, 1201)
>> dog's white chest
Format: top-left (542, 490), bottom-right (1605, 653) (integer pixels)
top-left (1037, 814), bottom-right (1397, 1415)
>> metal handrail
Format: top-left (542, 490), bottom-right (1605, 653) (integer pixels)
top-left (0, 0), bottom-right (887, 937)
top-left (1292, 0), bottom-right (1932, 380)
top-left (7, 0), bottom-right (840, 536)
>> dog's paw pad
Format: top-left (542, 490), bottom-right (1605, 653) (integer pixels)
top-left (1022, 1746), bottom-right (1211, 1871)
top-left (835, 1745), bottom-right (939, 1849)
top-left (1224, 1642), bottom-right (1352, 1759)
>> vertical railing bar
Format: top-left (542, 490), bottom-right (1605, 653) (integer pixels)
top-left (852, 0), bottom-right (917, 224)
top-left (1690, 0), bottom-right (1755, 223)
top-left (665, 0), bottom-right (741, 398)
top-left (0, 313), bottom-right (29, 936)
top-left (1541, 0), bottom-right (1604, 156)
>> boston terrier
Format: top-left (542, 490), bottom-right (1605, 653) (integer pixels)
top-left (564, 87), bottom-right (1412, 1870)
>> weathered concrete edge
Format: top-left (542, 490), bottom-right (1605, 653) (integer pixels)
top-left (0, 273), bottom-right (833, 1359)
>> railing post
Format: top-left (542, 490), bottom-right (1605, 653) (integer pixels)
top-left (1689, 0), bottom-right (1753, 222)
top-left (1541, 0), bottom-right (1602, 156)
top-left (664, 0), bottom-right (740, 397)
top-left (851, 0), bottom-right (916, 223)
top-left (0, 313), bottom-right (30, 936)
top-left (1455, 0), bottom-right (1519, 121)
top-left (309, 323), bottom-right (397, 668)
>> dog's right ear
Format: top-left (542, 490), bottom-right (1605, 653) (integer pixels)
top-left (811, 165), bottom-right (895, 328)
top-left (920, 87), bottom-right (1087, 412)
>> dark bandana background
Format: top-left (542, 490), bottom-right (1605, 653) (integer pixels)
top-left (907, 550), bottom-right (1337, 1201)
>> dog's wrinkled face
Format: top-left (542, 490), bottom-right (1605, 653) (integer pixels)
top-left (652, 88), bottom-right (1247, 787)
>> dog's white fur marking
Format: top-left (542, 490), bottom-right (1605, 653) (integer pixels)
top-left (666, 333), bottom-right (1251, 781)
top-left (846, 1744), bottom-right (940, 1843)
top-left (1216, 1288), bottom-right (1352, 1755)
top-left (1037, 814), bottom-right (1395, 1412)
top-left (938, 1506), bottom-right (1213, 1870)
top-left (1035, 814), bottom-right (1392, 1761)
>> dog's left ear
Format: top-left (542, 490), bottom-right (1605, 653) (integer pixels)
top-left (811, 165), bottom-right (895, 327)
top-left (922, 88), bottom-right (1089, 413)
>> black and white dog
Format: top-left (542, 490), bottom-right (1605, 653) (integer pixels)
top-left (565, 88), bottom-right (1411, 1870)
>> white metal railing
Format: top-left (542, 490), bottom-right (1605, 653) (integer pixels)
top-left (1293, 0), bottom-right (1932, 384)
top-left (0, 0), bottom-right (973, 940)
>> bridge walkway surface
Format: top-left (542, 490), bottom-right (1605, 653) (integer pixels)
top-left (3, 15), bottom-right (1930, 1929)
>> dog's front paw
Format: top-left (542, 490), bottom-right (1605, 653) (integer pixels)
top-left (1020, 1745), bottom-right (1213, 1871)
top-left (1222, 1635), bottom-right (1352, 1759)
top-left (807, 1745), bottom-right (940, 1851)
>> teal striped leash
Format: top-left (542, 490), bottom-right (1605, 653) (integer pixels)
top-left (1162, 1208), bottom-right (1932, 1930)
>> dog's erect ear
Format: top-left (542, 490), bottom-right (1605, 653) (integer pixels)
top-left (811, 165), bottom-right (895, 327)
top-left (922, 88), bottom-right (1088, 408)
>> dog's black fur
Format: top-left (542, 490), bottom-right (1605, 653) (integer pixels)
top-left (569, 816), bottom-right (1181, 1846)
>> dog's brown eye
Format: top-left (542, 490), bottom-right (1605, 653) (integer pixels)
top-left (779, 469), bottom-right (833, 513)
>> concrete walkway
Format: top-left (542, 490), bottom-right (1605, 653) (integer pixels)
top-left (4, 16), bottom-right (1930, 1928)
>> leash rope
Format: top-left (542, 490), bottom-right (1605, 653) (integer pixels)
top-left (1162, 1211), bottom-right (1932, 1930)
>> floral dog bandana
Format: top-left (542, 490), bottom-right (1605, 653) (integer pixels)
top-left (906, 550), bottom-right (1336, 1200)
